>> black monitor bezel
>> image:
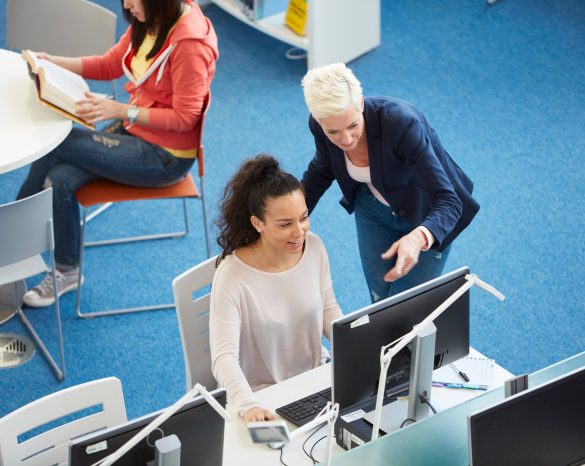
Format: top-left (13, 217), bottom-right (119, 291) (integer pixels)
top-left (331, 266), bottom-right (470, 410)
top-left (69, 388), bottom-right (226, 466)
top-left (468, 365), bottom-right (585, 466)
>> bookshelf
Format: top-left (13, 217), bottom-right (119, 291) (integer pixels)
top-left (201, 0), bottom-right (380, 69)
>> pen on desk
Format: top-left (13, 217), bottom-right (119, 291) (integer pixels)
top-left (432, 381), bottom-right (487, 391)
top-left (450, 362), bottom-right (470, 382)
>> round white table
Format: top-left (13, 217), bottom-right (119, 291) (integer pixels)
top-left (0, 48), bottom-right (72, 323)
top-left (0, 48), bottom-right (72, 174)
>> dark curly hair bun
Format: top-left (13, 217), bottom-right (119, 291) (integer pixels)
top-left (216, 154), bottom-right (303, 263)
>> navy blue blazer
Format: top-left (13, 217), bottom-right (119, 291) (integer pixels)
top-left (301, 97), bottom-right (479, 251)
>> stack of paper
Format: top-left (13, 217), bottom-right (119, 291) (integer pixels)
top-left (442, 356), bottom-right (496, 387)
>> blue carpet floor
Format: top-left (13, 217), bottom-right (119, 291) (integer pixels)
top-left (0, 0), bottom-right (584, 420)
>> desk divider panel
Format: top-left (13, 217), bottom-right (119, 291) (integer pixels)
top-left (331, 351), bottom-right (585, 466)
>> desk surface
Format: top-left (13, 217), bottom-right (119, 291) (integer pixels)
top-left (0, 49), bottom-right (71, 174)
top-left (222, 348), bottom-right (512, 465)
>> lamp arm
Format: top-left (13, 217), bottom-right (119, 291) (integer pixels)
top-left (370, 274), bottom-right (505, 441)
top-left (371, 317), bottom-right (437, 440)
top-left (286, 402), bottom-right (339, 442)
top-left (282, 402), bottom-right (339, 466)
top-left (196, 384), bottom-right (231, 421)
top-left (467, 274), bottom-right (505, 301)
top-left (92, 384), bottom-right (229, 466)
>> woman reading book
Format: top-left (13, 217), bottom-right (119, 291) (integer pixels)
top-left (210, 155), bottom-right (343, 421)
top-left (17, 0), bottom-right (218, 307)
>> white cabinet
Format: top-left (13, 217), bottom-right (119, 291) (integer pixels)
top-left (202, 0), bottom-right (381, 69)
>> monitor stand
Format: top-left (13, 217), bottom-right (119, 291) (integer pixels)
top-left (362, 398), bottom-right (408, 434)
top-left (362, 324), bottom-right (436, 435)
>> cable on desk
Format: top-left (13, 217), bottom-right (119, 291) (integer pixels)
top-left (266, 422), bottom-right (324, 466)
top-left (420, 393), bottom-right (438, 414)
top-left (267, 444), bottom-right (288, 466)
top-left (309, 435), bottom-right (328, 464)
top-left (302, 423), bottom-right (325, 464)
top-left (400, 417), bottom-right (417, 428)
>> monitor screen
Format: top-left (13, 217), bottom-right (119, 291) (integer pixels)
top-left (70, 389), bottom-right (226, 466)
top-left (468, 366), bottom-right (585, 466)
top-left (332, 266), bottom-right (470, 410)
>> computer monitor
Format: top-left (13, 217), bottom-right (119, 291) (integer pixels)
top-left (69, 388), bottom-right (226, 466)
top-left (468, 366), bottom-right (585, 466)
top-left (331, 266), bottom-right (470, 410)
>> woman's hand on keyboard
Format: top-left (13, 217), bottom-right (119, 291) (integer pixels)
top-left (244, 407), bottom-right (276, 422)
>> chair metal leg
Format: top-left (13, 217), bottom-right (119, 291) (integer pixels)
top-left (75, 209), bottom-right (87, 319)
top-left (76, 207), bottom-right (175, 318)
top-left (182, 197), bottom-right (190, 237)
top-left (77, 303), bottom-right (175, 318)
top-left (85, 202), bottom-right (114, 223)
top-left (18, 309), bottom-right (64, 381)
top-left (49, 244), bottom-right (66, 378)
top-left (18, 254), bottom-right (65, 381)
top-left (76, 192), bottom-right (208, 318)
top-left (200, 176), bottom-right (211, 258)
top-left (83, 199), bottom-right (189, 248)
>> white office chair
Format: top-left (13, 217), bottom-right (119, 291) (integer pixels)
top-left (0, 377), bottom-right (127, 466)
top-left (6, 0), bottom-right (117, 100)
top-left (0, 188), bottom-right (66, 380)
top-left (172, 255), bottom-right (219, 392)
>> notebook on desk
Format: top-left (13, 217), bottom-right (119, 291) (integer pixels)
top-left (440, 356), bottom-right (495, 386)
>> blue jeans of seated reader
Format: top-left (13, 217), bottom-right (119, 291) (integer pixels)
top-left (17, 124), bottom-right (193, 270)
top-left (354, 184), bottom-right (451, 303)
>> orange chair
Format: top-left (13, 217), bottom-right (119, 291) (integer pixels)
top-left (74, 94), bottom-right (211, 318)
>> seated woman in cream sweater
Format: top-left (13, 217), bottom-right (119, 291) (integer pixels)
top-left (210, 154), bottom-right (343, 422)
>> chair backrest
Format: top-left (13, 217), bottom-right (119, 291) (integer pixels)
top-left (0, 377), bottom-right (127, 466)
top-left (7, 0), bottom-right (116, 56)
top-left (0, 188), bottom-right (53, 268)
top-left (172, 255), bottom-right (219, 392)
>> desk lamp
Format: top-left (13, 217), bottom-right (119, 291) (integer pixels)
top-left (248, 402), bottom-right (340, 466)
top-left (92, 384), bottom-right (230, 466)
top-left (371, 273), bottom-right (505, 441)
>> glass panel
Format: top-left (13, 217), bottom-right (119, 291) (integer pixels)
top-left (331, 351), bottom-right (585, 465)
top-left (528, 351), bottom-right (585, 388)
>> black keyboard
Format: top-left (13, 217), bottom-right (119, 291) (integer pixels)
top-left (276, 388), bottom-right (332, 426)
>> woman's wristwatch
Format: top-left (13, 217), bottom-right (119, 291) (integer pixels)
top-left (126, 104), bottom-right (139, 124)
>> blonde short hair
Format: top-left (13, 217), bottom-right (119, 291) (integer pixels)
top-left (301, 63), bottom-right (363, 120)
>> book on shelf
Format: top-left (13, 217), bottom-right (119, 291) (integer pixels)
top-left (230, 0), bottom-right (289, 21)
top-left (285, 0), bottom-right (307, 36)
top-left (22, 49), bottom-right (99, 130)
top-left (237, 0), bottom-right (263, 21)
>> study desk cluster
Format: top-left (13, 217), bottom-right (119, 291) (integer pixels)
top-left (222, 348), bottom-right (513, 466)
top-left (0, 48), bottom-right (72, 324)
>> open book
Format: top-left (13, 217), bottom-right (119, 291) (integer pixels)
top-left (22, 49), bottom-right (97, 130)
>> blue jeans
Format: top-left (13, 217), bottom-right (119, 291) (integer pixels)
top-left (354, 184), bottom-right (451, 303)
top-left (17, 124), bottom-right (193, 270)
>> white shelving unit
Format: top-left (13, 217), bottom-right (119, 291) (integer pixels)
top-left (202, 0), bottom-right (380, 69)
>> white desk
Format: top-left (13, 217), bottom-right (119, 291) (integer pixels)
top-left (222, 348), bottom-right (512, 465)
top-left (0, 48), bottom-right (72, 323)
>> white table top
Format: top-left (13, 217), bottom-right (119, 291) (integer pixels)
top-left (0, 49), bottom-right (72, 174)
top-left (222, 348), bottom-right (513, 465)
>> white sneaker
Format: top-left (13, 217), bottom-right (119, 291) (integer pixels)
top-left (23, 268), bottom-right (82, 308)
